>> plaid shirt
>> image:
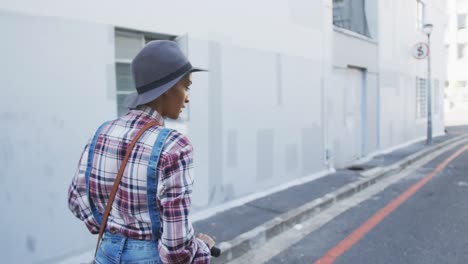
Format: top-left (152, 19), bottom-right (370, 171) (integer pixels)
top-left (68, 106), bottom-right (210, 264)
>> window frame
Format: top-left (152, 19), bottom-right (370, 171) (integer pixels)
top-left (114, 31), bottom-right (145, 117)
top-left (458, 14), bottom-right (467, 30)
top-left (332, 0), bottom-right (371, 37)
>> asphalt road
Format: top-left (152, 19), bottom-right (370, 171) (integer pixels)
top-left (267, 143), bottom-right (468, 264)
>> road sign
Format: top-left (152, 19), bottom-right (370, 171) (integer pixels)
top-left (412, 43), bottom-right (429, 59)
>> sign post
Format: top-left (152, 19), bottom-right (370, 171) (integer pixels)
top-left (413, 24), bottom-right (433, 145)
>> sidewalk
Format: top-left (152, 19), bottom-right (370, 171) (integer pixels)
top-left (193, 127), bottom-right (468, 263)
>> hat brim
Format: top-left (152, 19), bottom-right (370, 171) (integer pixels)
top-left (124, 67), bottom-right (206, 109)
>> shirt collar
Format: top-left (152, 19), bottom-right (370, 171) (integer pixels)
top-left (132, 105), bottom-right (165, 126)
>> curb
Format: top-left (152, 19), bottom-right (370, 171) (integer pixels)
top-left (213, 134), bottom-right (468, 263)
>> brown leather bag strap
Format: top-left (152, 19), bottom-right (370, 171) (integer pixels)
top-left (94, 121), bottom-right (159, 258)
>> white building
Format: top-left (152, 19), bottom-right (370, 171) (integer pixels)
top-left (0, 0), bottom-right (447, 263)
top-left (446, 0), bottom-right (468, 111)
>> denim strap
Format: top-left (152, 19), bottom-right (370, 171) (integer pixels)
top-left (147, 128), bottom-right (172, 240)
top-left (85, 121), bottom-right (110, 226)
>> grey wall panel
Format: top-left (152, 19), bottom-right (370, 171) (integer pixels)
top-left (276, 53), bottom-right (283, 106)
top-left (226, 129), bottom-right (238, 168)
top-left (364, 72), bottom-right (379, 154)
top-left (256, 129), bottom-right (275, 181)
top-left (328, 68), bottom-right (346, 167)
top-left (379, 72), bottom-right (398, 148)
top-left (301, 126), bottom-right (324, 174)
top-left (220, 45), bottom-right (277, 198)
top-left (285, 143), bottom-right (299, 171)
top-left (207, 42), bottom-right (224, 205)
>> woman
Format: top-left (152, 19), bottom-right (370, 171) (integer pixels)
top-left (68, 40), bottom-right (215, 263)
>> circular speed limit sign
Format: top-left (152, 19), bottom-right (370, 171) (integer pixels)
top-left (412, 43), bottom-right (429, 59)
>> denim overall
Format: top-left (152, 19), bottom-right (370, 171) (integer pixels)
top-left (85, 123), bottom-right (172, 264)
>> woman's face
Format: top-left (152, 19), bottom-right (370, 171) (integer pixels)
top-left (163, 73), bottom-right (192, 119)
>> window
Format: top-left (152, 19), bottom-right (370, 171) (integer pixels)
top-left (458, 44), bottom-right (467, 60)
top-left (458, 14), bottom-right (467, 29)
top-left (115, 31), bottom-right (143, 117)
top-left (455, 80), bottom-right (467, 88)
top-left (114, 30), bottom-right (177, 117)
top-left (417, 0), bottom-right (426, 30)
top-left (416, 78), bottom-right (427, 118)
top-left (333, 0), bottom-right (371, 37)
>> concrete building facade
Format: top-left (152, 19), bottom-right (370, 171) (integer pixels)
top-left (446, 0), bottom-right (468, 110)
top-left (0, 0), bottom-right (447, 262)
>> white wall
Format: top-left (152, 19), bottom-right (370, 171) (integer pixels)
top-left (182, 4), bottom-right (332, 207)
top-left (0, 10), bottom-right (116, 263)
top-left (446, 0), bottom-right (468, 91)
top-left (0, 0), bottom-right (326, 59)
top-left (378, 0), bottom-right (446, 148)
top-left (329, 0), bottom-right (446, 165)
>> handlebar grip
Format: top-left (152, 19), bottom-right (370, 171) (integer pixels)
top-left (210, 246), bottom-right (221, 257)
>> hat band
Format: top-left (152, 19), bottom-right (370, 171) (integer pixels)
top-left (136, 62), bottom-right (193, 94)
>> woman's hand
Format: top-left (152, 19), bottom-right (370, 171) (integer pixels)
top-left (196, 233), bottom-right (215, 249)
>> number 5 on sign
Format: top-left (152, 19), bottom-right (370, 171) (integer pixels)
top-left (412, 43), bottom-right (429, 60)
